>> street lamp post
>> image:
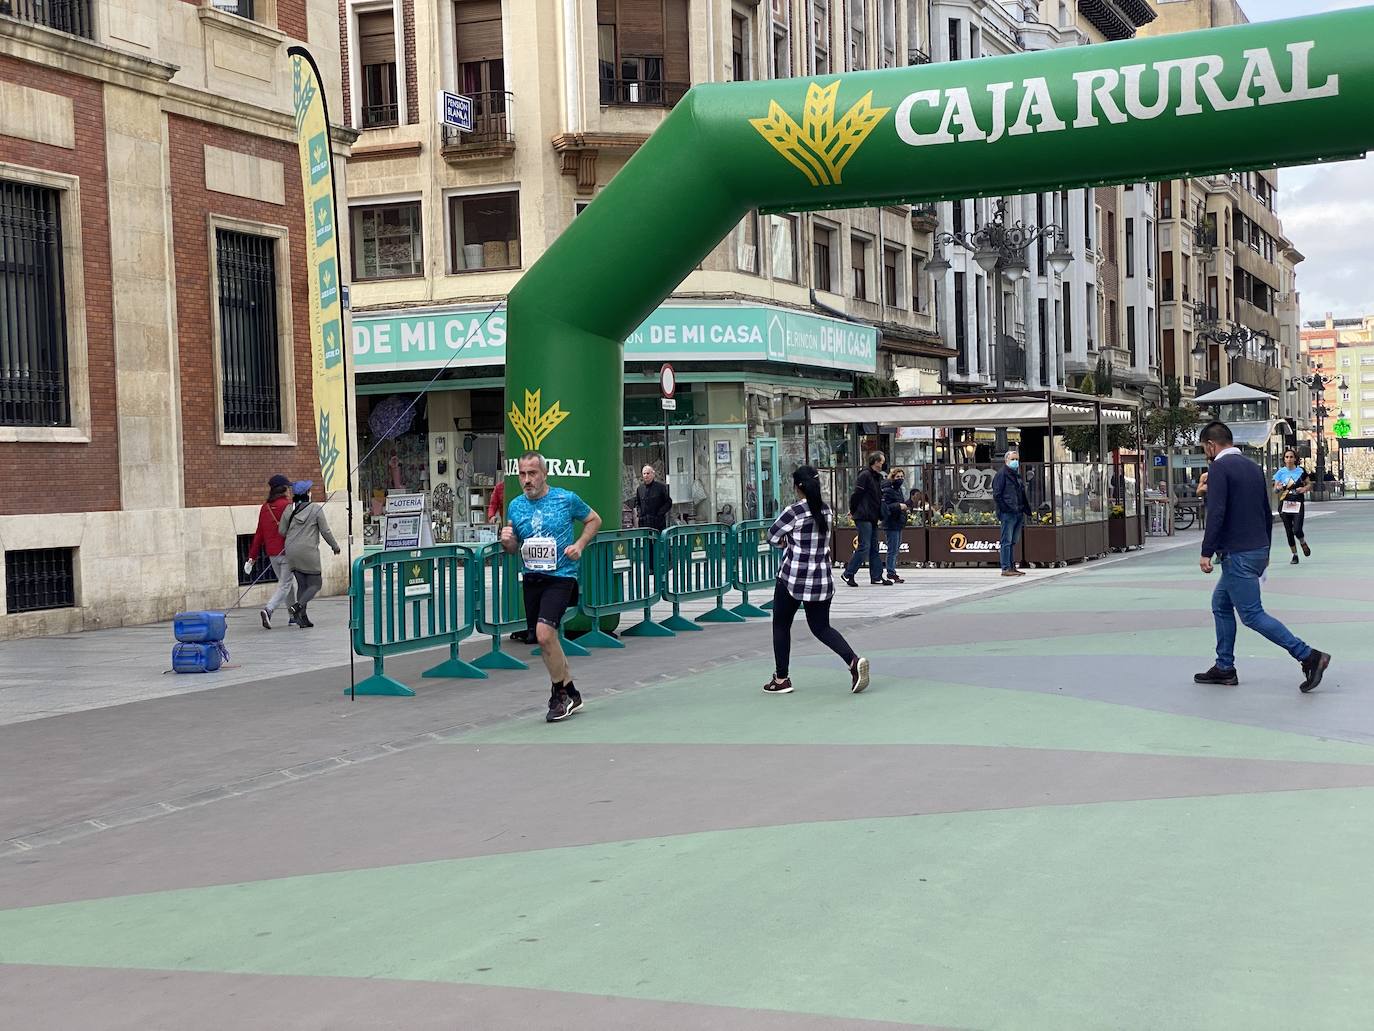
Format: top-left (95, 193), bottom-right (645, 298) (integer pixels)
top-left (927, 198), bottom-right (1073, 454)
top-left (1288, 371), bottom-right (1347, 499)
top-left (1189, 303), bottom-right (1275, 387)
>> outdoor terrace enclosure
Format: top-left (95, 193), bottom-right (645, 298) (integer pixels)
top-left (505, 8), bottom-right (1374, 528)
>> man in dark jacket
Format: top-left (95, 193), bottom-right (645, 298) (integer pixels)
top-left (1195, 421), bottom-right (1331, 691)
top-left (842, 451), bottom-right (887, 587)
top-left (633, 465), bottom-right (672, 531)
top-left (992, 449), bottom-right (1032, 577)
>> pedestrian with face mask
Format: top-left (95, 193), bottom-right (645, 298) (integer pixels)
top-left (1195, 421), bottom-right (1331, 692)
top-left (992, 449), bottom-right (1032, 577)
top-left (278, 480), bottom-right (341, 629)
top-left (880, 468), bottom-right (909, 584)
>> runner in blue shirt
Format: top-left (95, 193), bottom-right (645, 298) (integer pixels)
top-left (502, 452), bottom-right (603, 722)
top-left (1272, 447), bottom-right (1312, 565)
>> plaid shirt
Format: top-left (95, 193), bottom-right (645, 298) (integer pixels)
top-left (769, 501), bottom-right (835, 602)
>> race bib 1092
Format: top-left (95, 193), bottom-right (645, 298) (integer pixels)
top-left (521, 536), bottom-right (558, 572)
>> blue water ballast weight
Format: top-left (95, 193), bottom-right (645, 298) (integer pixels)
top-left (174, 610), bottom-right (227, 643)
top-left (171, 642), bottom-right (227, 674)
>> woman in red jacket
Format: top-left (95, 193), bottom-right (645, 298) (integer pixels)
top-left (246, 474), bottom-right (297, 628)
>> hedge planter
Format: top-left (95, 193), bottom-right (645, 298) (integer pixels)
top-left (833, 526), bottom-right (928, 567)
top-left (1108, 514), bottom-right (1144, 551)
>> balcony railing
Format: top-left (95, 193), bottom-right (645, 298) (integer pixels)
top-left (210, 0), bottom-right (255, 17)
top-left (908, 47), bottom-right (931, 66)
top-left (1001, 343), bottom-right (1028, 383)
top-left (0, 0), bottom-right (94, 38)
top-left (599, 78), bottom-right (688, 109)
top-left (361, 103), bottom-right (399, 129)
top-left (441, 91), bottom-right (515, 149)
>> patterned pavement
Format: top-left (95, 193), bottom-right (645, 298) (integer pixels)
top-left (1, 505), bottom-right (1371, 1029)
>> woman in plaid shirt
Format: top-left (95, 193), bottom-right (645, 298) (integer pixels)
top-left (764, 466), bottom-right (871, 695)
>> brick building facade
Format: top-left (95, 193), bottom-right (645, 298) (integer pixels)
top-left (0, 1), bottom-right (355, 639)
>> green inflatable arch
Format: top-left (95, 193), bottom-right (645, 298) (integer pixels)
top-left (506, 7), bottom-right (1374, 526)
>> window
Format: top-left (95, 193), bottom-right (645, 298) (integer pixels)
top-left (849, 0), bottom-right (866, 70)
top-left (351, 202), bottom-right (423, 280)
top-left (1086, 282), bottom-right (1096, 349)
top-left (457, 0), bottom-right (506, 137)
top-left (947, 18), bottom-right (961, 61)
top-left (1148, 308), bottom-right (1156, 366)
top-left (954, 271), bottom-right (968, 374)
top-left (1062, 281), bottom-right (1072, 353)
top-left (812, 222), bottom-right (834, 291)
top-left (212, 0), bottom-right (257, 19)
top-left (1107, 299), bottom-right (1117, 349)
top-left (1145, 220), bottom-right (1154, 278)
top-left (883, 247), bottom-right (900, 307)
top-left (812, 0), bottom-right (830, 74)
top-left (597, 0), bottom-right (690, 107)
top-left (237, 533), bottom-right (278, 588)
top-left (1161, 189), bottom-right (1172, 219)
top-left (1126, 305), bottom-right (1137, 362)
top-left (1106, 210), bottom-right (1116, 263)
top-left (736, 211), bottom-right (759, 273)
top-left (768, 213), bottom-right (798, 282)
top-left (449, 191), bottom-right (520, 272)
top-left (879, 0), bottom-right (895, 67)
top-left (951, 199), bottom-right (964, 235)
top-left (1036, 193), bottom-right (1047, 276)
top-left (215, 228), bottom-right (282, 435)
top-left (850, 236), bottom-right (869, 300)
top-left (1, 180), bottom-right (69, 428)
top-left (1038, 298), bottom-right (1049, 386)
top-left (911, 254), bottom-right (925, 312)
top-left (1125, 217), bottom-right (1135, 277)
top-left (359, 10), bottom-right (399, 128)
top-left (731, 12), bottom-right (750, 81)
top-left (5, 548), bottom-right (75, 614)
top-left (968, 25), bottom-right (980, 60)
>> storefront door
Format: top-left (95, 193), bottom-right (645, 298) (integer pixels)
top-left (754, 437), bottom-right (780, 521)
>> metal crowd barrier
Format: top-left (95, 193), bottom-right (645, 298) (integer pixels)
top-left (577, 528), bottom-right (671, 645)
top-left (349, 545), bottom-right (485, 696)
top-left (729, 518), bottom-right (779, 618)
top-left (471, 543), bottom-right (531, 671)
top-left (659, 524), bottom-right (747, 631)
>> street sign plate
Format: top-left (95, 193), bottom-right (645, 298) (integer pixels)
top-left (661, 397), bottom-right (677, 411)
top-left (439, 90), bottom-right (474, 132)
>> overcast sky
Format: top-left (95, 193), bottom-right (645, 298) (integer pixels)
top-left (1240, 0), bottom-right (1373, 323)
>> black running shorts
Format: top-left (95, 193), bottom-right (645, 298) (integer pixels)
top-left (523, 572), bottom-right (579, 634)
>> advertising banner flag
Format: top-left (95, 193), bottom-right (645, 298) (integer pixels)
top-left (289, 47), bottom-right (348, 496)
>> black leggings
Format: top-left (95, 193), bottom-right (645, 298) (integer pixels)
top-left (772, 581), bottom-right (857, 679)
top-left (1281, 505), bottom-right (1306, 547)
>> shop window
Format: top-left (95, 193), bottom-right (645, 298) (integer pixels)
top-left (215, 226), bottom-right (285, 436)
top-left (813, 222), bottom-right (834, 292)
top-left (358, 10), bottom-right (399, 129)
top-left (5, 547), bottom-right (76, 614)
top-left (768, 213), bottom-right (798, 283)
top-left (351, 201), bottom-right (423, 281)
top-left (851, 236), bottom-right (870, 300)
top-left (0, 179), bottom-right (70, 428)
top-left (449, 191), bottom-right (520, 272)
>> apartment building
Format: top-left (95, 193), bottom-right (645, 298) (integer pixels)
top-left (929, 1), bottom-right (1159, 412)
top-left (340, 0), bottom-right (953, 535)
top-left (1141, 0), bottom-right (1299, 407)
top-left (1302, 314), bottom-right (1374, 487)
top-left (0, 1), bottom-right (351, 639)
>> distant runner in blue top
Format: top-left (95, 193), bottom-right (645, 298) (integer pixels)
top-left (502, 452), bottom-right (603, 723)
top-left (1271, 447), bottom-right (1312, 565)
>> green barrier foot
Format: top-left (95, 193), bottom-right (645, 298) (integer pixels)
top-left (422, 657), bottom-right (489, 680)
top-left (761, 601), bottom-right (774, 611)
top-left (578, 629), bottom-right (626, 649)
top-left (661, 614), bottom-right (703, 632)
top-left (348, 675), bottom-right (415, 697)
top-left (731, 602), bottom-right (770, 618)
top-left (697, 606), bottom-right (748, 624)
top-left (473, 650), bottom-right (529, 671)
top-left (534, 638), bottom-right (594, 657)
top-left (622, 620), bottom-right (675, 638)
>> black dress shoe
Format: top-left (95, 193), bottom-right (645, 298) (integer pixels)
top-left (1300, 650), bottom-right (1331, 693)
top-left (1194, 665), bottom-right (1239, 686)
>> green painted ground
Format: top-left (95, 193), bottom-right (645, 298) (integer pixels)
top-left (453, 666), bottom-right (1374, 763)
top-left (959, 583), bottom-right (1374, 615)
top-left (3, 789), bottom-right (1372, 1029)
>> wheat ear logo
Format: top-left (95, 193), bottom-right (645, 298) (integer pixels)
top-left (750, 80), bottom-right (890, 187)
top-left (508, 389), bottom-right (570, 451)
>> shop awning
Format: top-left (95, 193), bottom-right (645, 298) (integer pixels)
top-left (807, 393), bottom-right (1136, 429)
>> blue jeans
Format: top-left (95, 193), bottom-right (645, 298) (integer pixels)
top-left (884, 527), bottom-right (904, 577)
top-left (1212, 548), bottom-right (1311, 671)
top-left (843, 520), bottom-right (883, 583)
top-left (998, 513), bottom-right (1024, 572)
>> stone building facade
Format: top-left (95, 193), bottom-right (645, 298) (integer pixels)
top-left (0, 1), bottom-right (353, 639)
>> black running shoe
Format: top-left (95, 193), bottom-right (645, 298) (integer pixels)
top-left (1301, 540), bottom-right (1311, 557)
top-left (1291, 555), bottom-right (1299, 565)
top-left (841, 574), bottom-right (859, 588)
top-left (763, 676), bottom-right (794, 694)
top-left (565, 684), bottom-right (584, 714)
top-left (1194, 665), bottom-right (1239, 686)
top-left (1300, 650), bottom-right (1331, 693)
top-left (850, 656), bottom-right (870, 694)
top-left (546, 689), bottom-right (573, 722)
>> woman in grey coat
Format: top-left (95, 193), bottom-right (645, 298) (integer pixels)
top-left (278, 479), bottom-right (341, 628)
